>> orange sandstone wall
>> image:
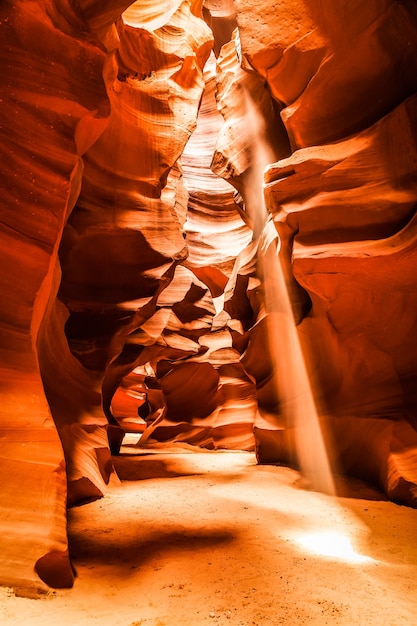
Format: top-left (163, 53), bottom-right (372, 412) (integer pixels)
top-left (0, 0), bottom-right (122, 593)
top-left (0, 0), bottom-right (214, 593)
top-left (232, 0), bottom-right (417, 505)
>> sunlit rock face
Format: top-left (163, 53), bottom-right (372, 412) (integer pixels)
top-left (102, 50), bottom-right (257, 451)
top-left (235, 0), bottom-right (417, 148)
top-left (59, 0), bottom-right (212, 376)
top-left (59, 3), bottom-right (257, 452)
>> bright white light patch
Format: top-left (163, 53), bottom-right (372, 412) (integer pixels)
top-left (295, 531), bottom-right (374, 564)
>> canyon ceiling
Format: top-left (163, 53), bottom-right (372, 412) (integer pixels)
top-left (1, 0), bottom-right (417, 595)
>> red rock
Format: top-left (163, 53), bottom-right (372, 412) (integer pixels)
top-left (0, 0), bottom-right (112, 593)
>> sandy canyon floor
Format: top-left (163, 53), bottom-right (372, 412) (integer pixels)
top-left (1, 437), bottom-right (417, 626)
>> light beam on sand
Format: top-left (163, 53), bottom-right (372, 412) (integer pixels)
top-left (293, 530), bottom-right (375, 563)
top-left (242, 92), bottom-right (334, 495)
top-left (239, 92), bottom-right (377, 574)
top-left (261, 230), bottom-right (335, 494)
top-left (205, 457), bottom-right (377, 566)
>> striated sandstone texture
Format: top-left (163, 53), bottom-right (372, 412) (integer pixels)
top-left (232, 0), bottom-right (417, 506)
top-left (0, 0), bottom-right (123, 593)
top-left (0, 0), bottom-right (214, 593)
top-left (103, 48), bottom-right (257, 452)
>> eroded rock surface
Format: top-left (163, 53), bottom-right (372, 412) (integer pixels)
top-left (245, 0), bottom-right (417, 506)
top-left (0, 0), bottom-right (116, 593)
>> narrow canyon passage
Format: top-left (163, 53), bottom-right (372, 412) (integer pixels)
top-left (3, 0), bottom-right (417, 604)
top-left (2, 440), bottom-right (416, 626)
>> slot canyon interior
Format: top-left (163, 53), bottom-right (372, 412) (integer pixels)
top-left (1, 0), bottom-right (417, 624)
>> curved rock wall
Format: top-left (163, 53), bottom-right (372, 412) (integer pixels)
top-left (0, 0), bottom-right (119, 593)
top-left (233, 0), bottom-right (417, 506)
top-left (103, 47), bottom-right (257, 452)
top-left (0, 0), bottom-right (213, 593)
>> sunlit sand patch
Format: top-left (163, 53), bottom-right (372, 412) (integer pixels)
top-left (292, 530), bottom-right (376, 564)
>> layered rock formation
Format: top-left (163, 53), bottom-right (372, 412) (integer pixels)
top-left (1, 0), bottom-right (417, 594)
top-left (234, 0), bottom-right (417, 504)
top-left (0, 0), bottom-right (121, 593)
top-left (0, 0), bottom-right (214, 594)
